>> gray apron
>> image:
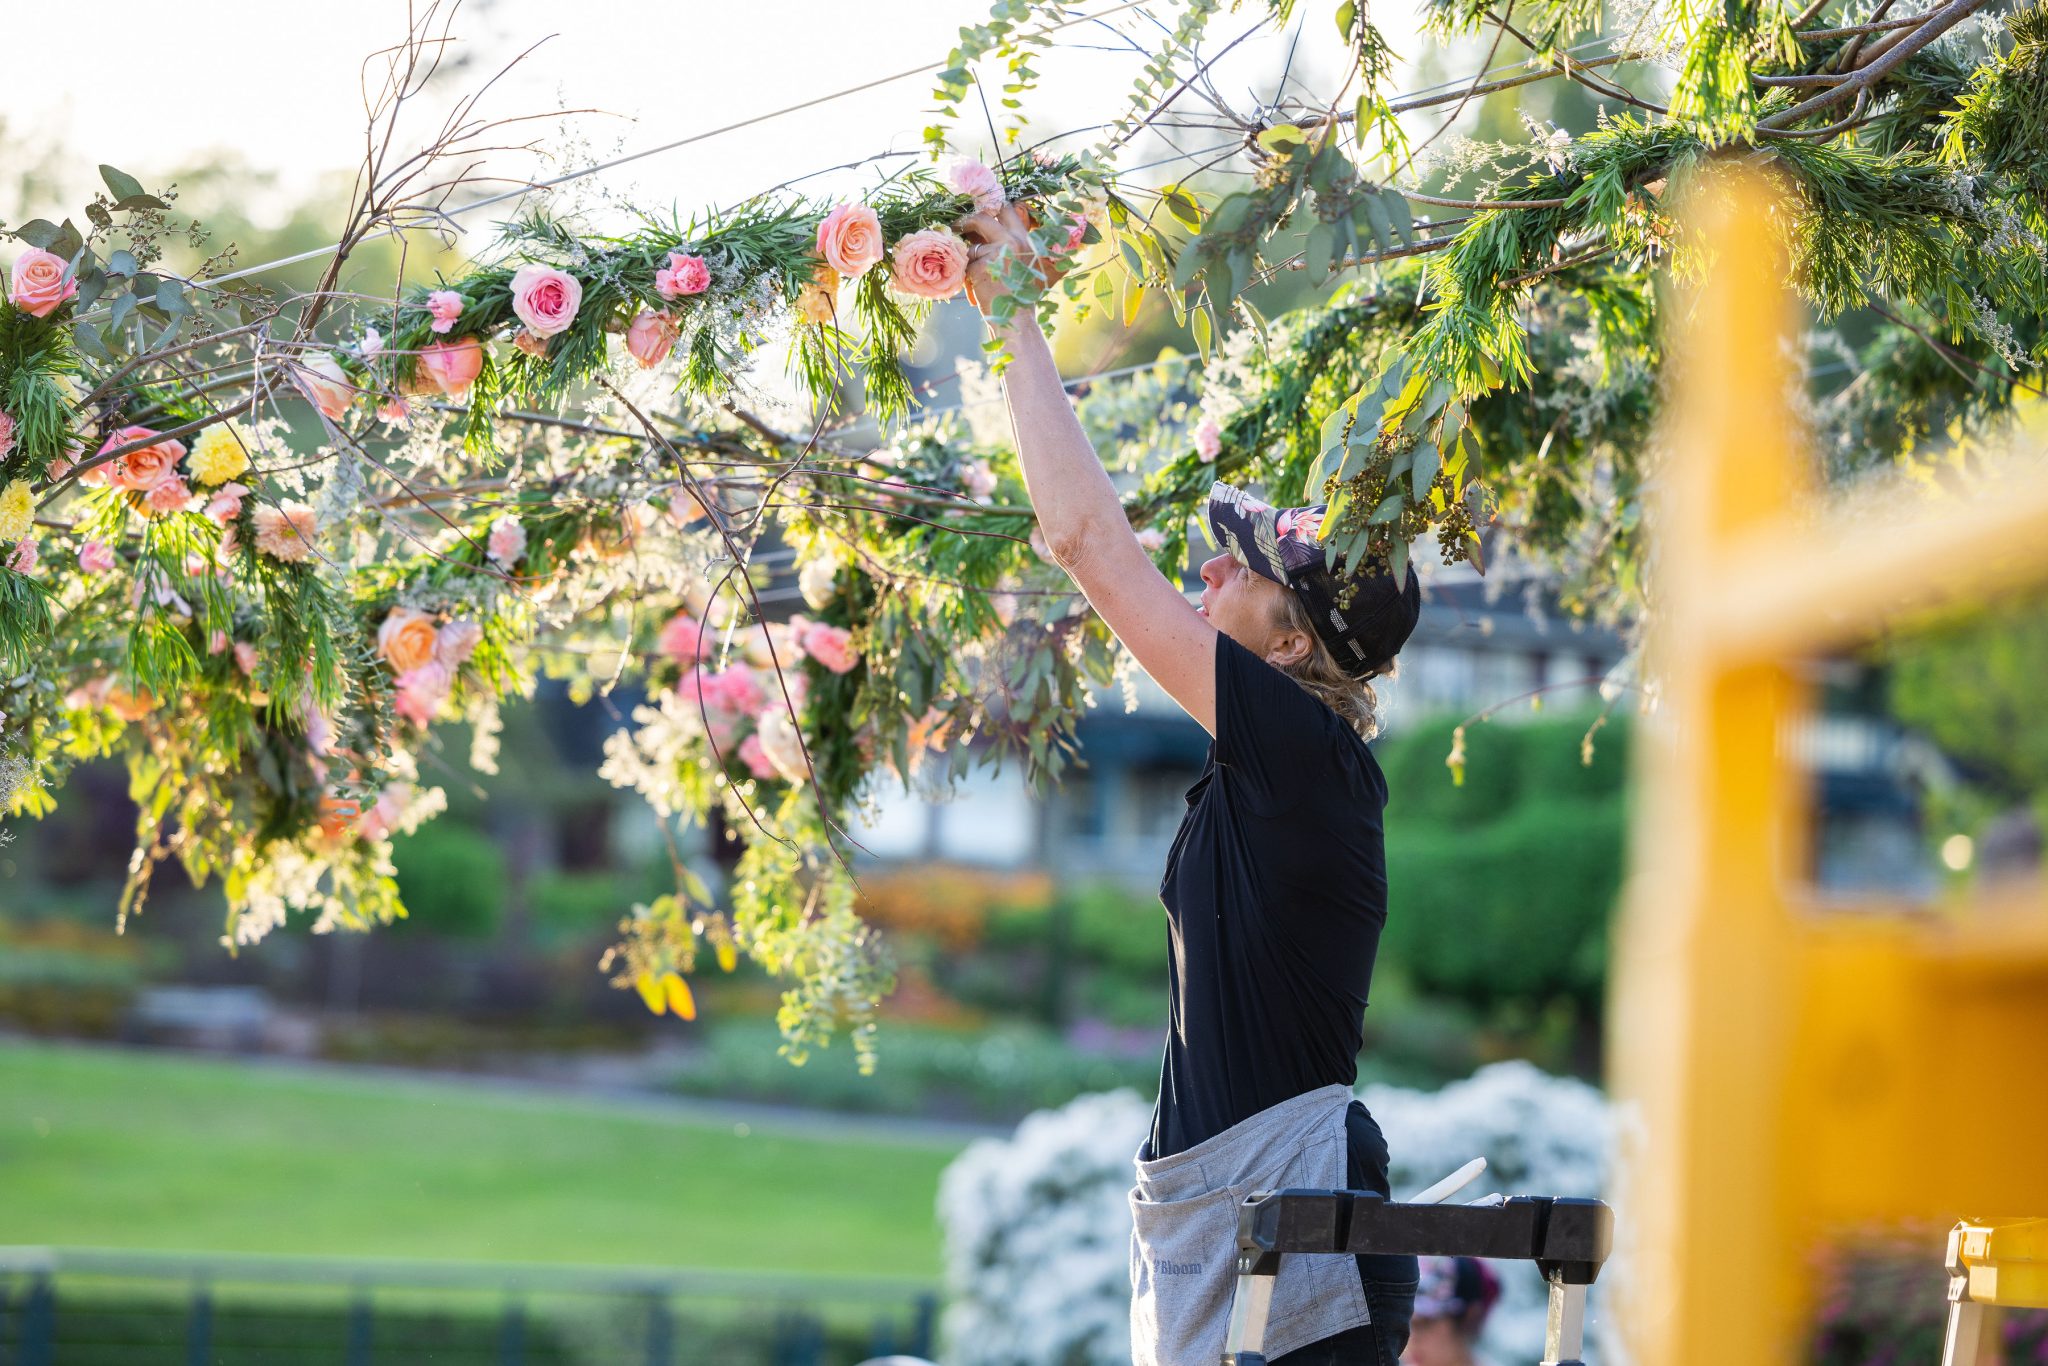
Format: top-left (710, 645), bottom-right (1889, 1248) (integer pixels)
top-left (1129, 1083), bottom-right (1369, 1365)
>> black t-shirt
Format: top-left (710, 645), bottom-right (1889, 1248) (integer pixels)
top-left (1149, 631), bottom-right (1391, 1160)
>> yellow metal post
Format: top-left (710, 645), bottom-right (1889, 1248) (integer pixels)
top-left (1609, 164), bottom-right (2048, 1364)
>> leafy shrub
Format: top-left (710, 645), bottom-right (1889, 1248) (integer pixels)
top-left (390, 824), bottom-right (506, 937)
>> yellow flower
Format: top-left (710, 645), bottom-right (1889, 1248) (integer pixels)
top-left (0, 480), bottom-right (33, 545)
top-left (50, 373), bottom-right (83, 408)
top-left (188, 423), bottom-right (251, 486)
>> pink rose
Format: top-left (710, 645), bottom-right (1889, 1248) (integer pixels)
top-left (658, 611), bottom-right (705, 667)
top-left (754, 708), bottom-right (809, 785)
top-left (889, 227), bottom-right (970, 301)
top-left (508, 263), bottom-right (583, 338)
top-left (418, 337), bottom-right (484, 398)
top-left (393, 661), bottom-right (451, 727)
top-left (208, 629), bottom-right (229, 655)
top-left (253, 503), bottom-right (318, 562)
top-left (800, 622), bottom-right (859, 674)
top-left (144, 476), bottom-right (192, 517)
top-left (512, 329), bottom-right (549, 359)
top-left (0, 411), bottom-right (14, 461)
top-left (10, 248), bottom-right (78, 318)
top-left (97, 426), bottom-right (187, 492)
top-left (654, 252), bottom-right (711, 299)
top-left (960, 459), bottom-right (997, 501)
top-left (377, 397), bottom-right (409, 425)
top-left (425, 289), bottom-right (464, 334)
top-left (8, 537), bottom-right (37, 573)
top-left (944, 157), bottom-right (1006, 216)
top-left (738, 732), bottom-right (779, 781)
top-left (1061, 212), bottom-right (1090, 254)
top-left (436, 619), bottom-right (483, 668)
top-left (702, 666), bottom-right (765, 716)
top-left (233, 641), bottom-right (259, 677)
top-left (1193, 416), bottom-right (1222, 460)
top-left (357, 327), bottom-right (384, 361)
top-left (204, 482), bottom-right (248, 524)
top-left (815, 204), bottom-right (885, 278)
top-left (624, 311), bottom-right (678, 368)
top-left (294, 352), bottom-right (356, 421)
top-left (486, 516), bottom-right (526, 567)
top-left (79, 540), bottom-right (117, 574)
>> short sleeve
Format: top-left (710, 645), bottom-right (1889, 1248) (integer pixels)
top-left (1213, 631), bottom-right (1350, 816)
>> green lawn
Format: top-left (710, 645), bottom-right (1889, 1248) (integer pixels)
top-left (0, 1042), bottom-right (963, 1278)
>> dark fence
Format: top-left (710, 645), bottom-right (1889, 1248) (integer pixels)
top-left (0, 1248), bottom-right (936, 1366)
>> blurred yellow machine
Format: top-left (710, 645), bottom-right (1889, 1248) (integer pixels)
top-left (1608, 165), bottom-right (2048, 1363)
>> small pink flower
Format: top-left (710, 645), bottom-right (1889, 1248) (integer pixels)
top-left (0, 411), bottom-right (14, 461)
top-left (624, 311), bottom-right (678, 368)
top-left (1061, 212), bottom-right (1090, 254)
top-left (10, 248), bottom-right (78, 318)
top-left (357, 327), bottom-right (385, 361)
top-left (203, 482), bottom-right (249, 525)
top-left (800, 622), bottom-right (859, 674)
top-left (654, 252), bottom-right (711, 299)
top-left (8, 537), bottom-right (37, 573)
top-left (418, 337), bottom-right (484, 399)
top-left (1136, 528), bottom-right (1167, 553)
top-left (815, 204), bottom-right (885, 278)
top-left (1193, 416), bottom-right (1222, 460)
top-left (377, 397), bottom-right (409, 425)
top-left (208, 629), bottom-right (229, 654)
top-left (960, 459), bottom-right (997, 501)
top-left (738, 732), bottom-right (778, 781)
top-left (234, 641), bottom-right (259, 677)
top-left (436, 619), bottom-right (483, 668)
top-left (144, 476), bottom-right (192, 517)
top-left (425, 289), bottom-right (464, 334)
top-left (48, 444), bottom-right (79, 481)
top-left (487, 516), bottom-right (526, 567)
top-left (79, 540), bottom-right (117, 574)
top-left (943, 157), bottom-right (1006, 216)
top-left (294, 352), bottom-right (356, 421)
top-left (508, 262), bottom-right (583, 338)
top-left (702, 665), bottom-right (765, 716)
top-left (889, 227), bottom-right (970, 301)
top-left (512, 329), bottom-right (549, 359)
top-left (754, 707), bottom-right (809, 784)
top-left (658, 611), bottom-right (704, 667)
top-left (393, 661), bottom-right (452, 727)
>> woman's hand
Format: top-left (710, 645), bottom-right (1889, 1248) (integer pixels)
top-left (961, 202), bottom-right (1064, 316)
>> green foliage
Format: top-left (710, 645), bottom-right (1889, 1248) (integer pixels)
top-left (390, 824), bottom-right (507, 937)
top-left (1886, 587), bottom-right (2048, 802)
top-left (1373, 708), bottom-right (1631, 1017)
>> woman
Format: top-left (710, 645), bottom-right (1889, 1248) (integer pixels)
top-left (1401, 1257), bottom-right (1501, 1365)
top-left (962, 205), bottom-right (1422, 1365)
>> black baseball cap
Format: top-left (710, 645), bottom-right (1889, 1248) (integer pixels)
top-left (1204, 480), bottom-right (1421, 677)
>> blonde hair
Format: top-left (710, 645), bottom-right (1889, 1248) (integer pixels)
top-left (1271, 588), bottom-right (1393, 742)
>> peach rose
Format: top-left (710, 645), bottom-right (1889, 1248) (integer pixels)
top-left (801, 622), bottom-right (859, 674)
top-left (793, 263), bottom-right (839, 325)
top-left (418, 337), bottom-right (484, 398)
top-left (889, 227), bottom-right (970, 301)
top-left (253, 502), bottom-right (318, 562)
top-left (624, 311), bottom-right (678, 368)
top-left (815, 204), bottom-right (884, 278)
top-left (10, 248), bottom-right (78, 318)
top-left (97, 425), bottom-right (187, 492)
top-left (435, 619), bottom-right (483, 668)
top-left (144, 477), bottom-right (192, 517)
top-left (511, 329), bottom-right (549, 358)
top-left (294, 353), bottom-right (356, 420)
top-left (377, 606), bottom-right (441, 674)
top-left (508, 262), bottom-right (583, 338)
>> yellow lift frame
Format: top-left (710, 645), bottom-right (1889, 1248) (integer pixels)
top-left (1608, 165), bottom-right (2048, 1363)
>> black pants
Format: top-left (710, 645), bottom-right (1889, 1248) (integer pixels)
top-left (1270, 1102), bottom-right (1418, 1366)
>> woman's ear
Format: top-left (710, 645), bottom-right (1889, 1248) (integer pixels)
top-left (1266, 628), bottom-right (1314, 670)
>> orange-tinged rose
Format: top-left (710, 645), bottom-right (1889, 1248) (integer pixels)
top-left (376, 606), bottom-right (440, 674)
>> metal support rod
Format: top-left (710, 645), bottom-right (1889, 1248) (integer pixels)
top-left (1540, 1277), bottom-right (1588, 1366)
top-left (1941, 1301), bottom-right (1984, 1366)
top-left (1221, 1253), bottom-right (1279, 1366)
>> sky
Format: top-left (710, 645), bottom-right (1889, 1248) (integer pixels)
top-left (4, 0), bottom-right (1402, 245)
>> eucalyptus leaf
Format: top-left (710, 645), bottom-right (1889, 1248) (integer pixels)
top-left (1388, 536), bottom-right (1410, 585)
top-left (108, 249), bottom-right (138, 277)
top-left (16, 219), bottom-right (62, 250)
top-left (1411, 442), bottom-right (1442, 500)
top-left (1381, 189), bottom-right (1415, 248)
top-left (99, 165), bottom-right (146, 202)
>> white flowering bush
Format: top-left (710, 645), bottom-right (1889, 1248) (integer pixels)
top-left (937, 1062), bottom-right (1616, 1366)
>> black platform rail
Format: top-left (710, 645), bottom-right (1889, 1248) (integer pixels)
top-left (1222, 1192), bottom-right (1614, 1366)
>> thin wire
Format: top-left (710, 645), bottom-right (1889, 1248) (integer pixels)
top-left (195, 0), bottom-right (1164, 291)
